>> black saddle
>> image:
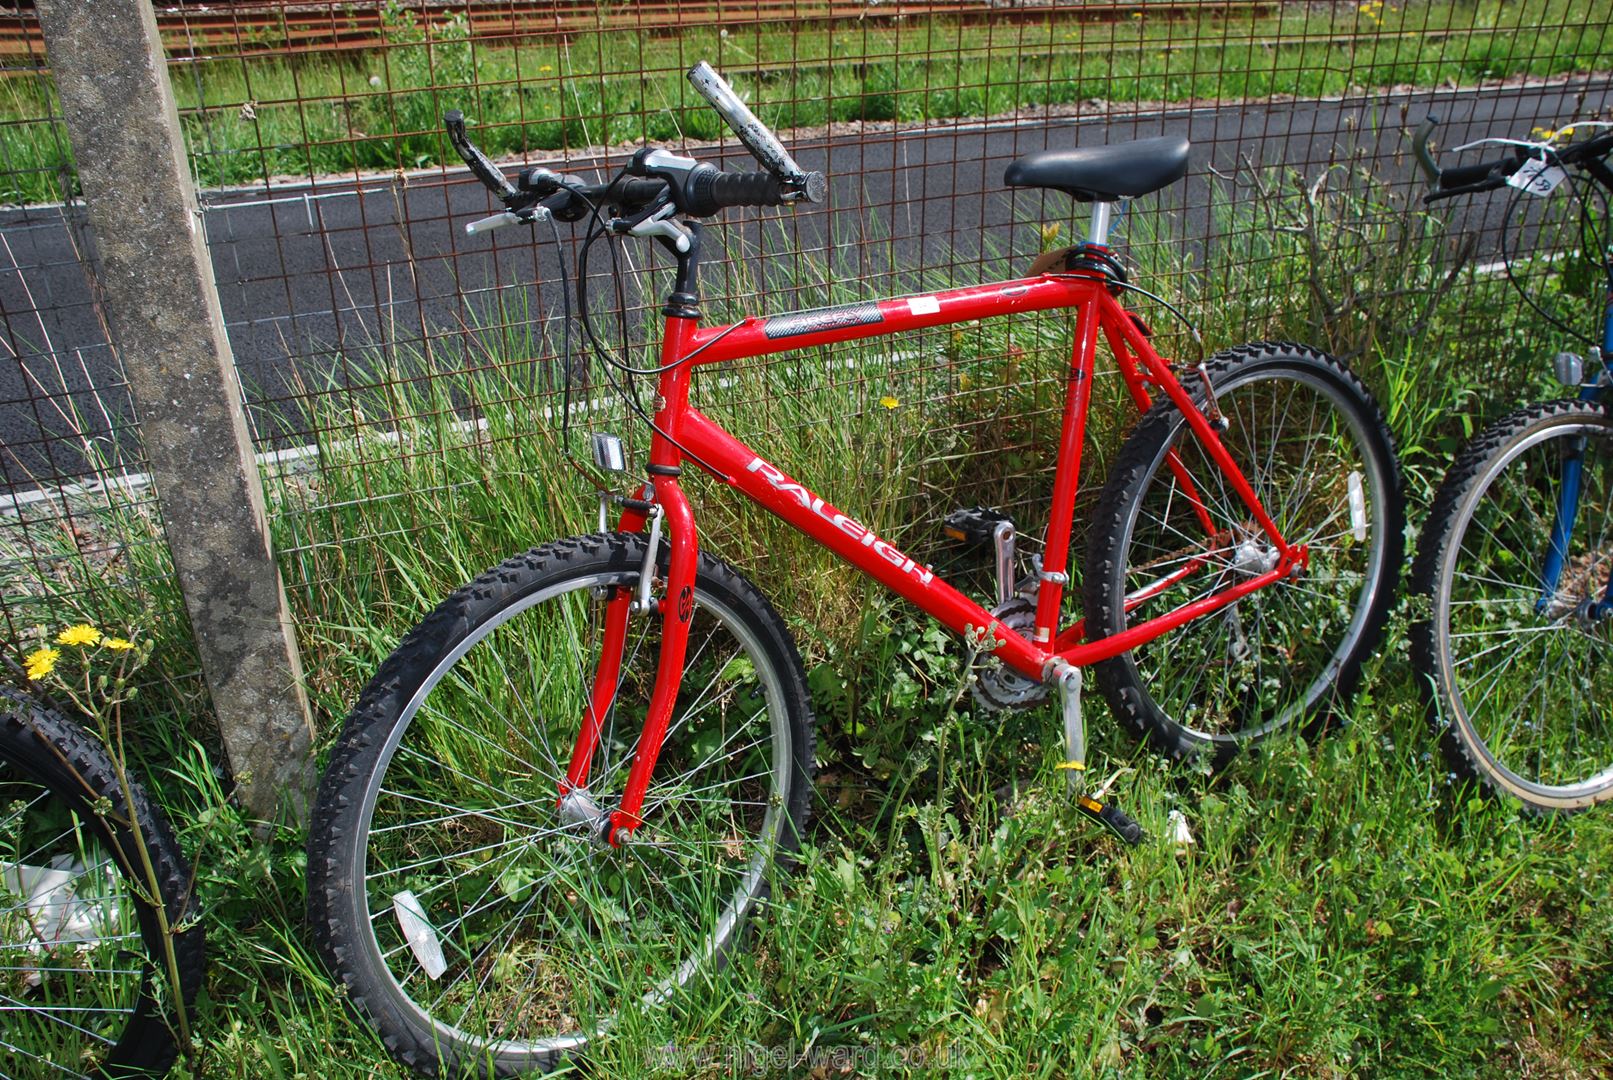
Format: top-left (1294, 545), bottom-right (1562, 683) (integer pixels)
top-left (1004, 135), bottom-right (1191, 201)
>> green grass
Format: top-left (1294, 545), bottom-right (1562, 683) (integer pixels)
top-left (4, 0), bottom-right (1613, 202)
top-left (5, 165), bottom-right (1611, 1075)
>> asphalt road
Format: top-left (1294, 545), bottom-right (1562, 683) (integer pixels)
top-left (3, 77), bottom-right (1610, 492)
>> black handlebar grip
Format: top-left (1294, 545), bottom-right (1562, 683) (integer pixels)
top-left (444, 110), bottom-right (518, 202)
top-left (1440, 157), bottom-right (1514, 189)
top-left (698, 171), bottom-right (787, 214)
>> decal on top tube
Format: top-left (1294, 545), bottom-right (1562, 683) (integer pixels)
top-left (745, 456), bottom-right (935, 584)
top-left (763, 301), bottom-right (883, 339)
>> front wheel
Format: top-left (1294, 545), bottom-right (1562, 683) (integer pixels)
top-left (1411, 399), bottom-right (1613, 812)
top-left (308, 533), bottom-right (815, 1078)
top-left (1084, 342), bottom-right (1404, 763)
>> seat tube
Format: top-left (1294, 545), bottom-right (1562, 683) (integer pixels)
top-left (609, 315), bottom-right (699, 842)
top-left (1033, 290), bottom-right (1102, 645)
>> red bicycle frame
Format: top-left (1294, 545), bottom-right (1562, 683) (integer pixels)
top-left (569, 263), bottom-right (1304, 842)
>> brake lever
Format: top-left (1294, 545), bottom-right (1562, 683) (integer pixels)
top-left (607, 196), bottom-right (693, 253)
top-left (464, 205), bottom-right (550, 237)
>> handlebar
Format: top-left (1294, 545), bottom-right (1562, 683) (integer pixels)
top-left (1411, 113), bottom-right (1613, 204)
top-left (444, 60), bottom-right (826, 237)
top-left (526, 168), bottom-right (787, 220)
top-left (1411, 113), bottom-right (1519, 202)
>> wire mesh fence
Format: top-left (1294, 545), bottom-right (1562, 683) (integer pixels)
top-left (3, 1), bottom-right (1612, 705)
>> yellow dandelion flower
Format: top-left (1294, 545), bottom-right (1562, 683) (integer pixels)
top-left (57, 624), bottom-right (102, 647)
top-left (539, 64), bottom-right (553, 73)
top-left (878, 395), bottom-right (900, 409)
top-left (24, 647), bottom-right (60, 681)
top-left (103, 637), bottom-right (135, 651)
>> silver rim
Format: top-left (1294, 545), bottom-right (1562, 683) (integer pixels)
top-left (1434, 416), bottom-right (1613, 807)
top-left (351, 566), bottom-right (793, 1062)
top-left (1113, 365), bottom-right (1391, 744)
top-left (0, 773), bottom-right (146, 1079)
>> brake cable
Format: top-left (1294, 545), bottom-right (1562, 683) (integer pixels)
top-left (1498, 169), bottom-right (1608, 349)
top-left (563, 163), bottom-right (727, 481)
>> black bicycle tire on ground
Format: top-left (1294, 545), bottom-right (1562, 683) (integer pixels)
top-left (0, 685), bottom-right (205, 1079)
top-left (1083, 342), bottom-right (1405, 764)
top-left (1410, 398), bottom-right (1613, 813)
top-left (308, 532), bottom-right (815, 1078)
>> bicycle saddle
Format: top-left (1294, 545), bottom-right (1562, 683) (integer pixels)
top-left (1004, 135), bottom-right (1191, 201)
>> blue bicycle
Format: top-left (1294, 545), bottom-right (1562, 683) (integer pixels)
top-left (1410, 114), bottom-right (1613, 812)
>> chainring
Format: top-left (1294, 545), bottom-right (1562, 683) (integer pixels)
top-left (970, 598), bottom-right (1050, 711)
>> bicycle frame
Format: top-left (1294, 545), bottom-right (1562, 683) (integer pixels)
top-left (573, 263), bottom-right (1306, 841)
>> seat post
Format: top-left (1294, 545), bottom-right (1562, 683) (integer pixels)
top-left (1086, 199), bottom-right (1118, 246)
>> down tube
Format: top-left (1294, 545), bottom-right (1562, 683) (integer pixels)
top-left (679, 407), bottom-right (1047, 678)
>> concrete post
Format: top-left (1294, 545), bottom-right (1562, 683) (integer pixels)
top-left (36, 0), bottom-right (315, 821)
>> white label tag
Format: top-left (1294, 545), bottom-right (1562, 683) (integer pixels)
top-left (1507, 157), bottom-right (1567, 198)
top-left (907, 295), bottom-right (940, 316)
top-left (1346, 471), bottom-right (1367, 542)
top-left (392, 890), bottom-right (448, 981)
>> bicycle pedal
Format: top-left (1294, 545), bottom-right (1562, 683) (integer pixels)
top-left (942, 505), bottom-right (1014, 547)
top-left (1074, 793), bottom-right (1146, 847)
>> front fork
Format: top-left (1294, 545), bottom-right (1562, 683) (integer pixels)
top-left (559, 476), bottom-right (699, 846)
top-left (1539, 290), bottom-right (1613, 616)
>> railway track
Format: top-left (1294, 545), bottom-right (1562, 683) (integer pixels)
top-left (0, 2), bottom-right (1275, 62)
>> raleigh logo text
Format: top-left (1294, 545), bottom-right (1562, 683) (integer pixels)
top-left (745, 457), bottom-right (934, 584)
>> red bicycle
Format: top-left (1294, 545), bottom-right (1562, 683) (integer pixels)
top-left (308, 64), bottom-right (1404, 1077)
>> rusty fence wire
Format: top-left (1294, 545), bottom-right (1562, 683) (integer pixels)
top-left (1, 1), bottom-right (1611, 703)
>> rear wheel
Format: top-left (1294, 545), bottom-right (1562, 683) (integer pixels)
top-left (1411, 399), bottom-right (1613, 812)
top-left (1084, 343), bottom-right (1404, 763)
top-left (308, 533), bottom-right (814, 1077)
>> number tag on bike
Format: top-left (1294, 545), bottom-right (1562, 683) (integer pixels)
top-left (1507, 156), bottom-right (1567, 197)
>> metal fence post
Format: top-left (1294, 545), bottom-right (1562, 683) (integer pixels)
top-left (35, 0), bottom-right (315, 821)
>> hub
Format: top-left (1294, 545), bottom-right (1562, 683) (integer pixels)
top-left (1231, 536), bottom-right (1279, 577)
top-left (1543, 549), bottom-right (1613, 623)
top-left (557, 787), bottom-right (612, 844)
